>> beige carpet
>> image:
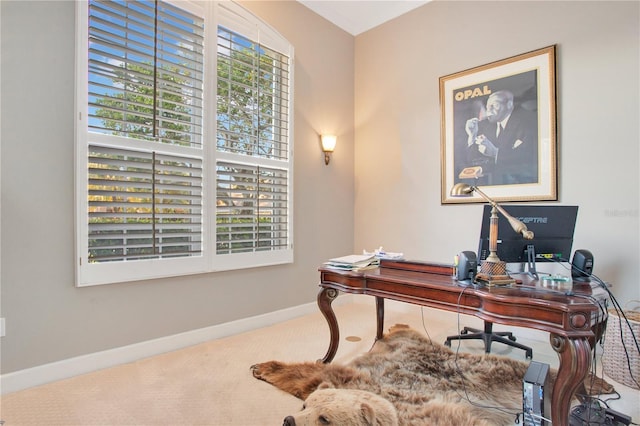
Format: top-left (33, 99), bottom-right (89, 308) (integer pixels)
top-left (1, 301), bottom-right (638, 425)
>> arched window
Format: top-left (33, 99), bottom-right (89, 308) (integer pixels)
top-left (76, 0), bottom-right (293, 286)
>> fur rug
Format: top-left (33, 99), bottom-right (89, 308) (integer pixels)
top-left (252, 325), bottom-right (538, 426)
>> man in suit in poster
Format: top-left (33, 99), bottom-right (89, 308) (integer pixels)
top-left (464, 90), bottom-right (538, 185)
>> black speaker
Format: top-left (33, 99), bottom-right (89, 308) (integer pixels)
top-left (456, 251), bottom-right (477, 286)
top-left (571, 249), bottom-right (594, 282)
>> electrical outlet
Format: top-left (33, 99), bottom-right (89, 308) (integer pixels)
top-left (1, 318), bottom-right (5, 337)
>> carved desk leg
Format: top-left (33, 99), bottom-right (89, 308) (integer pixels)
top-left (317, 287), bottom-right (339, 363)
top-left (550, 334), bottom-right (591, 426)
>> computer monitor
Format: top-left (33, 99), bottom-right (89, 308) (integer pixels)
top-left (477, 205), bottom-right (578, 264)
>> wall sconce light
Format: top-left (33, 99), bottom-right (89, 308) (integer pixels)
top-left (321, 135), bottom-right (337, 165)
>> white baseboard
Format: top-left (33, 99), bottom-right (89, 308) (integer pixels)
top-left (1, 295), bottom-right (355, 395)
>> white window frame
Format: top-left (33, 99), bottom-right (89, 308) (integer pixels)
top-left (75, 0), bottom-right (294, 286)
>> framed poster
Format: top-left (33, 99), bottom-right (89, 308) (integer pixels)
top-left (440, 45), bottom-right (557, 204)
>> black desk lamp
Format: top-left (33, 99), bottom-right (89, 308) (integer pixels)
top-left (450, 183), bottom-right (534, 286)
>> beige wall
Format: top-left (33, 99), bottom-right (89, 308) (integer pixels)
top-left (0, 1), bottom-right (354, 373)
top-left (354, 1), bottom-right (639, 304)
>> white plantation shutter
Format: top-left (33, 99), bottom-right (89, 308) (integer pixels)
top-left (76, 0), bottom-right (293, 286)
top-left (216, 26), bottom-right (289, 159)
top-left (213, 3), bottom-right (293, 265)
top-left (88, 145), bottom-right (203, 262)
top-left (88, 0), bottom-right (204, 146)
top-left (216, 162), bottom-right (288, 254)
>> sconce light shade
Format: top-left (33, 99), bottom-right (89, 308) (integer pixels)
top-left (321, 135), bottom-right (337, 165)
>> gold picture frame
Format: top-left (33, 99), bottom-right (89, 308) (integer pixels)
top-left (440, 45), bottom-right (557, 204)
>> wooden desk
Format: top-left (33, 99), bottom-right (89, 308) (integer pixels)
top-left (317, 259), bottom-right (602, 426)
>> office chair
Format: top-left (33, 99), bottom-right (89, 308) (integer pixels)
top-left (444, 320), bottom-right (533, 359)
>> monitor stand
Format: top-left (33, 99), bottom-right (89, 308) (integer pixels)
top-left (525, 245), bottom-right (539, 280)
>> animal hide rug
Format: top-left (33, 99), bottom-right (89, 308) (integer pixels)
top-left (252, 325), bottom-right (539, 426)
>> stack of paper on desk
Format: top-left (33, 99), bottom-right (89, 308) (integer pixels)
top-left (324, 254), bottom-right (380, 272)
top-left (363, 247), bottom-right (404, 260)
